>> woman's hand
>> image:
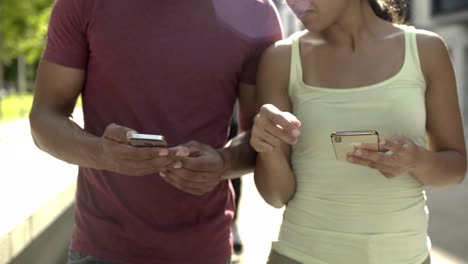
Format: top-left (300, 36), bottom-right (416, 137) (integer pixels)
top-left (250, 104), bottom-right (301, 152)
top-left (346, 135), bottom-right (427, 178)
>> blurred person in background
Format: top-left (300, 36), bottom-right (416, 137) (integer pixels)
top-left (250, 0), bottom-right (467, 263)
top-left (29, 0), bottom-right (282, 263)
top-left (228, 105), bottom-right (244, 255)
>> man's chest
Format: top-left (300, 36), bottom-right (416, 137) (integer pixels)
top-left (85, 2), bottom-right (251, 79)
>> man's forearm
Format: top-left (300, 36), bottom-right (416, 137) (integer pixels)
top-left (218, 131), bottom-right (256, 180)
top-left (30, 108), bottom-right (104, 169)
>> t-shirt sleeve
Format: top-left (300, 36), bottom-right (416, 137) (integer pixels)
top-left (239, 0), bottom-right (283, 85)
top-left (42, 0), bottom-right (91, 69)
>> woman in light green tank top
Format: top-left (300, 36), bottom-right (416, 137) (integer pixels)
top-left (250, 0), bottom-right (467, 263)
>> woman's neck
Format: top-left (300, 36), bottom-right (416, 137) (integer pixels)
top-left (310, 1), bottom-right (388, 52)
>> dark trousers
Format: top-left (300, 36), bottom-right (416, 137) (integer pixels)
top-left (68, 250), bottom-right (231, 264)
top-left (232, 177), bottom-right (241, 220)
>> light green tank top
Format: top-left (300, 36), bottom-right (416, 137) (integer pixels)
top-left (272, 26), bottom-right (430, 264)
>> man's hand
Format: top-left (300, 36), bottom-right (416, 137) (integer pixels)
top-left (159, 141), bottom-right (226, 195)
top-left (100, 124), bottom-right (189, 176)
top-left (250, 104), bottom-right (301, 152)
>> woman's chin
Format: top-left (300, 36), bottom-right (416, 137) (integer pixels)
top-left (301, 21), bottom-right (326, 32)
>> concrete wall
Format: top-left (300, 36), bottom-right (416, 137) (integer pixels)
top-left (8, 206), bottom-right (74, 264)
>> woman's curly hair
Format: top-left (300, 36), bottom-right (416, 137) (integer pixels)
top-left (369, 0), bottom-right (408, 24)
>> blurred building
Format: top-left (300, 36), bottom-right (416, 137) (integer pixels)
top-left (411, 0), bottom-right (468, 123)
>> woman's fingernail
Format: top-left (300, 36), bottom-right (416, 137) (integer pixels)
top-left (160, 172), bottom-right (166, 177)
top-left (159, 149), bottom-right (169, 156)
top-left (291, 129), bottom-right (300, 137)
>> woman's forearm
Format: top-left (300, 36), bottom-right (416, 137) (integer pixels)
top-left (411, 148), bottom-right (466, 187)
top-left (254, 150), bottom-right (296, 208)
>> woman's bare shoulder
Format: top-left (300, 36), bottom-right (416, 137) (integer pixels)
top-left (257, 32), bottom-right (306, 92)
top-left (413, 28), bottom-right (451, 80)
top-left (414, 28), bottom-right (447, 50)
top-left (260, 30), bottom-right (307, 70)
top-left (259, 39), bottom-right (292, 75)
top-left (264, 35), bottom-right (294, 57)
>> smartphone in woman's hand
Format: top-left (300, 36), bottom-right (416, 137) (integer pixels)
top-left (331, 130), bottom-right (379, 161)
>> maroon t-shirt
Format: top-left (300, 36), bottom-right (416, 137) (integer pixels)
top-left (43, 0), bottom-right (282, 263)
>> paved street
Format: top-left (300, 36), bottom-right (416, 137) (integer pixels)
top-left (0, 114), bottom-right (467, 264)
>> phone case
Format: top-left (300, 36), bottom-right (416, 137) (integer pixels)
top-left (331, 130), bottom-right (379, 161)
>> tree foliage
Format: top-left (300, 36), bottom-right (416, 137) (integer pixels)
top-left (0, 0), bottom-right (53, 65)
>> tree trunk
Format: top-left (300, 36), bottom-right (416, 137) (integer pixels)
top-left (0, 62), bottom-right (3, 120)
top-left (0, 60), bottom-right (3, 90)
top-left (0, 32), bottom-right (4, 120)
top-left (17, 55), bottom-right (26, 93)
top-left (0, 30), bottom-right (3, 90)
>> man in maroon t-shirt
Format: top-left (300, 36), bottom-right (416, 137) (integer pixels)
top-left (30, 0), bottom-right (282, 263)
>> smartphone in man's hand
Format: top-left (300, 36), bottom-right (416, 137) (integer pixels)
top-left (127, 133), bottom-right (167, 148)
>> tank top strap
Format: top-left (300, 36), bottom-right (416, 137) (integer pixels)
top-left (289, 30), bottom-right (308, 95)
top-left (399, 25), bottom-right (426, 86)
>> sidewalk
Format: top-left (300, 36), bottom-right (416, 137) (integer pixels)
top-left (0, 113), bottom-right (81, 263)
top-left (0, 118), bottom-right (77, 236)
